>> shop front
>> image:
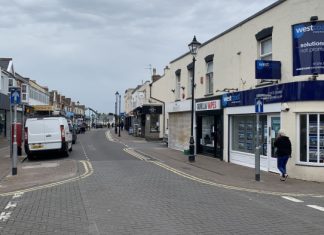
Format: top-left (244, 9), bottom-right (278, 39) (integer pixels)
top-left (132, 105), bottom-right (162, 140)
top-left (0, 93), bottom-right (10, 141)
top-left (196, 97), bottom-right (223, 159)
top-left (166, 100), bottom-right (192, 151)
top-left (142, 105), bottom-right (162, 140)
top-left (222, 81), bottom-right (324, 181)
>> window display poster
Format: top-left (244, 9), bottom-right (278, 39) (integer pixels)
top-left (292, 21), bottom-right (324, 76)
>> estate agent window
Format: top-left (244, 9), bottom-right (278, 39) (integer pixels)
top-left (299, 114), bottom-right (324, 164)
top-left (232, 115), bottom-right (267, 155)
top-left (206, 61), bottom-right (213, 95)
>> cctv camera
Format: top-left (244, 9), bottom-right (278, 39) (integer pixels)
top-left (281, 103), bottom-right (289, 112)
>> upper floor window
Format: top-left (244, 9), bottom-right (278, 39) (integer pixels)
top-left (206, 61), bottom-right (213, 95)
top-left (175, 74), bottom-right (181, 100)
top-left (8, 78), bottom-right (13, 87)
top-left (187, 69), bottom-right (193, 98)
top-left (0, 76), bottom-right (4, 89)
top-left (260, 37), bottom-right (272, 60)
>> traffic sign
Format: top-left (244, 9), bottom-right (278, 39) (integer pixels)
top-left (255, 98), bottom-right (263, 113)
top-left (10, 87), bottom-right (21, 105)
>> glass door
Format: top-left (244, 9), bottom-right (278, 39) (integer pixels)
top-left (268, 115), bottom-right (280, 173)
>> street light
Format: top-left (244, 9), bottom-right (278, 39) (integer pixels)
top-left (115, 91), bottom-right (119, 134)
top-left (188, 35), bottom-right (201, 162)
top-left (118, 93), bottom-right (121, 137)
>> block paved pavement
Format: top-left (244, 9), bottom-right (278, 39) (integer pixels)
top-left (110, 129), bottom-right (324, 196)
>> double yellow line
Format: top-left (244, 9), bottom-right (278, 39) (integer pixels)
top-left (123, 148), bottom-right (323, 197)
top-left (0, 160), bottom-right (93, 197)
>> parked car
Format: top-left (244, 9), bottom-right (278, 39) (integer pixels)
top-left (69, 123), bottom-right (77, 144)
top-left (74, 123), bottom-right (80, 134)
top-left (24, 116), bottom-right (73, 160)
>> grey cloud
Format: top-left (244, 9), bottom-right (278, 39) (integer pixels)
top-left (0, 0), bottom-right (277, 112)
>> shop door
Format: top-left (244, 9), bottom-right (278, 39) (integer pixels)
top-left (268, 115), bottom-right (280, 173)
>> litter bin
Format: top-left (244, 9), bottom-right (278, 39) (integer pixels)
top-left (11, 123), bottom-right (22, 156)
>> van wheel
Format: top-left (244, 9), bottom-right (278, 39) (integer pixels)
top-left (63, 144), bottom-right (69, 157)
top-left (27, 154), bottom-right (35, 161)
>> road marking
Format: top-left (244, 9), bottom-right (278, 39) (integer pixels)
top-left (5, 202), bottom-right (17, 210)
top-left (123, 147), bottom-right (324, 198)
top-left (80, 141), bottom-right (90, 161)
top-left (105, 131), bottom-right (115, 142)
top-left (307, 205), bottom-right (324, 212)
top-left (281, 196), bottom-right (304, 203)
top-left (0, 160), bottom-right (93, 197)
top-left (12, 192), bottom-right (24, 199)
top-left (0, 212), bottom-right (11, 222)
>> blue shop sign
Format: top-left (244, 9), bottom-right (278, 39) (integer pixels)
top-left (222, 81), bottom-right (324, 107)
top-left (292, 21), bottom-right (324, 76)
top-left (255, 60), bottom-right (281, 80)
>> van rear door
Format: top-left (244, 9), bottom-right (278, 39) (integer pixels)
top-left (28, 118), bottom-right (45, 144)
top-left (43, 118), bottom-right (61, 143)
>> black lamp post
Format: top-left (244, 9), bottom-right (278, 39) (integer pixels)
top-left (188, 36), bottom-right (201, 162)
top-left (115, 91), bottom-right (119, 134)
top-left (118, 94), bottom-right (121, 137)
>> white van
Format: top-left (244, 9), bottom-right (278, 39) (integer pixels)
top-left (24, 116), bottom-right (73, 160)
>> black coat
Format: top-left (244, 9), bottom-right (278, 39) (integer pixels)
top-left (274, 136), bottom-right (292, 157)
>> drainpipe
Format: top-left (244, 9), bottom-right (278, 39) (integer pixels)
top-left (149, 83), bottom-right (165, 137)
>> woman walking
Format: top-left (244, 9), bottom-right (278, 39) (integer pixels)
top-left (274, 129), bottom-right (292, 181)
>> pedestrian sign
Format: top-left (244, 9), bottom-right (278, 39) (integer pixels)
top-left (10, 87), bottom-right (21, 105)
top-left (255, 98), bottom-right (263, 113)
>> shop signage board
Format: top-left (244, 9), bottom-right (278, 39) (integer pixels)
top-left (196, 100), bottom-right (221, 111)
top-left (255, 60), bottom-right (281, 80)
top-left (221, 81), bottom-right (324, 107)
top-left (292, 21), bottom-right (324, 76)
top-left (142, 105), bottom-right (162, 114)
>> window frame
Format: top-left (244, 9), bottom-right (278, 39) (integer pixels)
top-left (205, 61), bottom-right (213, 95)
top-left (260, 37), bottom-right (272, 60)
top-left (297, 113), bottom-right (324, 166)
top-left (187, 69), bottom-right (193, 98)
top-left (175, 74), bottom-right (181, 100)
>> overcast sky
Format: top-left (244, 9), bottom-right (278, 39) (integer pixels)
top-left (0, 0), bottom-right (277, 113)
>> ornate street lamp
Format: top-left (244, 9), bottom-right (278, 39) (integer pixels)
top-left (115, 91), bottom-right (119, 134)
top-left (118, 93), bottom-right (121, 137)
top-left (188, 36), bottom-right (201, 162)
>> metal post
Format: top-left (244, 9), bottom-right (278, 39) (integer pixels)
top-left (9, 100), bottom-right (12, 159)
top-left (255, 113), bottom-right (260, 181)
top-left (115, 100), bottom-right (117, 134)
top-left (118, 94), bottom-right (121, 137)
top-left (189, 57), bottom-right (196, 162)
top-left (12, 105), bottom-right (17, 175)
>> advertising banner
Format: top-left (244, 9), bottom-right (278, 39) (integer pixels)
top-left (255, 60), bottom-right (281, 80)
top-left (221, 81), bottom-right (324, 107)
top-left (292, 21), bottom-right (324, 76)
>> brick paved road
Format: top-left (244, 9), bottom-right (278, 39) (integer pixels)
top-left (1, 129), bottom-right (324, 234)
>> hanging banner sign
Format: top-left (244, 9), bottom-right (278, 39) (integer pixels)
top-left (255, 60), bottom-right (281, 80)
top-left (292, 21), bottom-right (324, 76)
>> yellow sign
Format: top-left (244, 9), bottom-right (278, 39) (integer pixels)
top-left (33, 105), bottom-right (54, 111)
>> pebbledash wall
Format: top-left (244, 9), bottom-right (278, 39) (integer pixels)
top-left (154, 0), bottom-right (324, 182)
